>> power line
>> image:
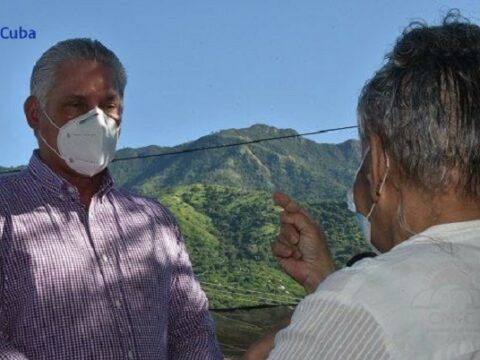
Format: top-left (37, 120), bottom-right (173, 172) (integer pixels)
top-left (217, 342), bottom-right (248, 353)
top-left (202, 285), bottom-right (302, 313)
top-left (212, 311), bottom-right (262, 329)
top-left (112, 125), bottom-right (358, 163)
top-left (0, 125), bottom-right (357, 175)
top-left (210, 303), bottom-right (298, 312)
top-left (202, 284), bottom-right (299, 305)
top-left (201, 281), bottom-right (302, 302)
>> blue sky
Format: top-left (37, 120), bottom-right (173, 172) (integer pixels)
top-left (0, 0), bottom-right (479, 166)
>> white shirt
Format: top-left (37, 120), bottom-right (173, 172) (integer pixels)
top-left (268, 220), bottom-right (480, 360)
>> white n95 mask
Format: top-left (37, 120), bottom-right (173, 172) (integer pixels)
top-left (39, 107), bottom-right (120, 177)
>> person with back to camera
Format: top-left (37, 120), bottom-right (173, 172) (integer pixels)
top-left (244, 11), bottom-right (480, 360)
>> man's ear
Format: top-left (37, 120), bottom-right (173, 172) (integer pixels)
top-left (367, 134), bottom-right (389, 201)
top-left (24, 96), bottom-right (41, 131)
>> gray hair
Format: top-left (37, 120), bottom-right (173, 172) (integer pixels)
top-left (30, 38), bottom-right (127, 106)
top-left (358, 10), bottom-right (480, 198)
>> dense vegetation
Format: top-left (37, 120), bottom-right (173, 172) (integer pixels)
top-left (110, 124), bottom-right (361, 202)
top-left (110, 125), bottom-right (366, 309)
top-left (140, 184), bottom-right (369, 308)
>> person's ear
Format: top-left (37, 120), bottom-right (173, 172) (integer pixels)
top-left (24, 96), bottom-right (42, 131)
top-left (367, 134), bottom-right (389, 201)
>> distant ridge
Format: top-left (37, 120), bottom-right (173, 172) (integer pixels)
top-left (110, 124), bottom-right (361, 202)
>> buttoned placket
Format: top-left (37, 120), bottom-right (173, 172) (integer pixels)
top-left (83, 196), bottom-right (137, 360)
top-left (26, 155), bottom-right (142, 359)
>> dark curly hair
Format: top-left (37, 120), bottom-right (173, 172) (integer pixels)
top-left (358, 10), bottom-right (480, 198)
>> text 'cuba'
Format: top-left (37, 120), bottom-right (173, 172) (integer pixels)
top-left (1, 26), bottom-right (36, 40)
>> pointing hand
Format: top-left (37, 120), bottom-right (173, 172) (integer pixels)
top-left (272, 192), bottom-right (336, 293)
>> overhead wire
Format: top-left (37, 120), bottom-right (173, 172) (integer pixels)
top-left (202, 281), bottom-right (302, 311)
top-left (201, 281), bottom-right (302, 302)
top-left (111, 125), bottom-right (358, 162)
top-left (0, 124), bottom-right (358, 174)
top-left (211, 311), bottom-right (262, 330)
top-left (210, 303), bottom-right (298, 312)
top-left (217, 342), bottom-right (249, 353)
top-left (201, 284), bottom-right (298, 305)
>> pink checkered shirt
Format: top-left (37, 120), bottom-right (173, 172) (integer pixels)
top-left (0, 152), bottom-right (222, 359)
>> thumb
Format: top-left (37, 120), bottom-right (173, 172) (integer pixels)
top-left (273, 192), bottom-right (302, 213)
top-left (274, 192), bottom-right (312, 218)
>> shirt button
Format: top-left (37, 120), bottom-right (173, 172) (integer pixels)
top-left (115, 300), bottom-right (122, 309)
top-left (67, 187), bottom-right (76, 194)
top-left (127, 350), bottom-right (135, 359)
top-left (101, 254), bottom-right (109, 263)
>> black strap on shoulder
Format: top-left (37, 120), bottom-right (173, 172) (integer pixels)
top-left (346, 252), bottom-right (377, 267)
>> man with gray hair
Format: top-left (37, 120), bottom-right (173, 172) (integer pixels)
top-left (245, 11), bottom-right (480, 359)
top-left (0, 38), bottom-right (222, 359)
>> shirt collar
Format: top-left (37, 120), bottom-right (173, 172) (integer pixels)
top-left (392, 219), bottom-right (480, 252)
top-left (28, 150), bottom-right (115, 198)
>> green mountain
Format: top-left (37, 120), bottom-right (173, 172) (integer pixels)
top-left (142, 183), bottom-right (369, 309)
top-left (108, 124), bottom-right (366, 309)
top-left (110, 124), bottom-right (361, 202)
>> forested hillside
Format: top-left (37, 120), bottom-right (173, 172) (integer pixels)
top-left (110, 124), bottom-right (361, 202)
top-left (140, 184), bottom-right (369, 308)
top-left (109, 124), bottom-right (365, 308)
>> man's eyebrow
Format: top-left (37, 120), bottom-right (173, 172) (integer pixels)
top-left (62, 95), bottom-right (87, 102)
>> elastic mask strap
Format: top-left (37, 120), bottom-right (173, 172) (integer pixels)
top-left (41, 108), bottom-right (61, 130)
top-left (377, 154), bottom-right (390, 194)
top-left (347, 147), bottom-right (370, 214)
top-left (37, 108), bottom-right (65, 160)
top-left (354, 147), bottom-right (370, 179)
top-left (37, 131), bottom-right (64, 160)
top-left (366, 153), bottom-right (390, 220)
